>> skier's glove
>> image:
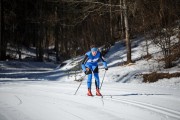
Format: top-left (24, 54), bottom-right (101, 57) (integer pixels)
top-left (84, 71), bottom-right (88, 75)
top-left (84, 68), bottom-right (90, 75)
top-left (105, 67), bottom-right (108, 70)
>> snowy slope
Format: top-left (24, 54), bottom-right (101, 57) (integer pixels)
top-left (0, 81), bottom-right (180, 120)
top-left (0, 36), bottom-right (180, 120)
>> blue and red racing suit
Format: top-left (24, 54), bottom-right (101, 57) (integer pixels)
top-left (81, 51), bottom-right (108, 89)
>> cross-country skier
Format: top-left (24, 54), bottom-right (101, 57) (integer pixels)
top-left (81, 45), bottom-right (108, 96)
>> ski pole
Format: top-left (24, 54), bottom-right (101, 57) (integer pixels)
top-left (74, 75), bottom-right (86, 95)
top-left (100, 70), bottom-right (106, 90)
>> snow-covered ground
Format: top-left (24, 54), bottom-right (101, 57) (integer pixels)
top-left (0, 36), bottom-right (180, 120)
top-left (1, 81), bottom-right (180, 120)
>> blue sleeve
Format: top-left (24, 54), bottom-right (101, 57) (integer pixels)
top-left (102, 61), bottom-right (107, 68)
top-left (81, 64), bottom-right (86, 72)
top-left (99, 53), bottom-right (108, 68)
top-left (81, 55), bottom-right (88, 72)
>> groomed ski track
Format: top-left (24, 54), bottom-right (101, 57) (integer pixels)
top-left (0, 81), bottom-right (180, 120)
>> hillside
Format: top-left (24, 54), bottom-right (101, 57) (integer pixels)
top-left (0, 36), bottom-right (180, 120)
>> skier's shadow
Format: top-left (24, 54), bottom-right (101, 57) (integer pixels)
top-left (103, 93), bottom-right (171, 97)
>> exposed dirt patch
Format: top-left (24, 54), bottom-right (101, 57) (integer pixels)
top-left (143, 72), bottom-right (180, 83)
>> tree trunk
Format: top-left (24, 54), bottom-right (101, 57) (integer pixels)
top-left (0, 0), bottom-right (7, 60)
top-left (55, 26), bottom-right (60, 62)
top-left (109, 0), bottom-right (113, 44)
top-left (142, 13), bottom-right (149, 56)
top-left (123, 0), bottom-right (132, 63)
top-left (120, 0), bottom-right (124, 39)
top-left (165, 36), bottom-right (172, 68)
top-left (0, 0), bottom-right (1, 59)
top-left (45, 26), bottom-right (49, 61)
top-left (54, 6), bottom-right (60, 62)
top-left (36, 24), bottom-right (44, 62)
top-left (103, 16), bottom-right (107, 43)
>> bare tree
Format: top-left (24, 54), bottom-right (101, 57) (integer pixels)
top-left (0, 0), bottom-right (2, 59)
top-left (1, 0), bottom-right (179, 63)
top-left (123, 0), bottom-right (132, 63)
top-left (0, 0), bottom-right (6, 60)
top-left (109, 0), bottom-right (113, 42)
top-left (152, 26), bottom-right (177, 68)
top-left (119, 0), bottom-right (124, 39)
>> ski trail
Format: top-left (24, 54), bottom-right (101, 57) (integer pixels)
top-left (15, 95), bottom-right (23, 105)
top-left (102, 97), bottom-right (180, 119)
top-left (63, 92), bottom-right (180, 119)
top-left (1, 82), bottom-right (180, 120)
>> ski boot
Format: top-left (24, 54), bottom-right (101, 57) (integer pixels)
top-left (96, 88), bottom-right (102, 96)
top-left (87, 89), bottom-right (93, 96)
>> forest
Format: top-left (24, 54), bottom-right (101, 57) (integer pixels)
top-left (0, 0), bottom-right (180, 68)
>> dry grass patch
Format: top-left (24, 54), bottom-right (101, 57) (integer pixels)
top-left (143, 72), bottom-right (180, 83)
